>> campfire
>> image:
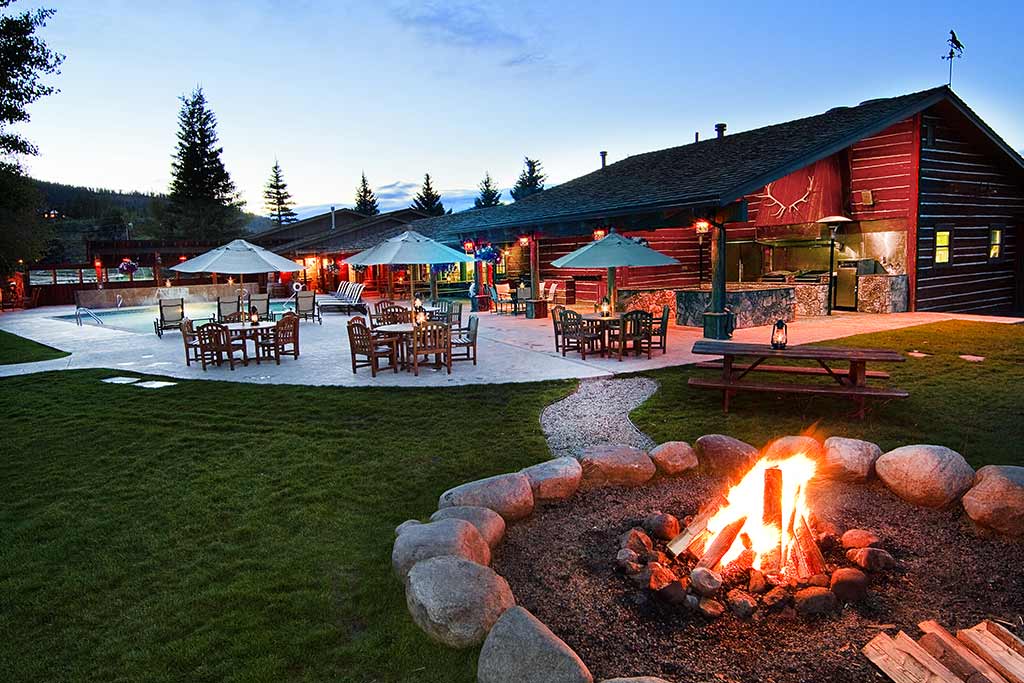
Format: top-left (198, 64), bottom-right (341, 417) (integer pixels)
top-left (667, 453), bottom-right (826, 581)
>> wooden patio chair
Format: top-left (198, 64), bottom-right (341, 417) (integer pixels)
top-left (256, 312), bottom-right (299, 364)
top-left (380, 305), bottom-right (413, 326)
top-left (560, 309), bottom-right (602, 360)
top-left (550, 304), bottom-right (565, 351)
top-left (451, 314), bottom-right (479, 365)
top-left (195, 322), bottom-right (223, 371)
top-left (347, 317), bottom-right (398, 377)
top-left (154, 298), bottom-right (186, 337)
top-left (447, 301), bottom-right (464, 329)
top-left (428, 299), bottom-right (452, 323)
top-left (607, 310), bottom-right (652, 361)
top-left (370, 299), bottom-right (396, 328)
top-left (180, 317), bottom-right (201, 366)
top-left (217, 296), bottom-right (239, 322)
top-left (293, 291), bottom-right (321, 324)
top-left (648, 304), bottom-right (670, 354)
top-left (220, 311), bottom-right (245, 323)
top-left (197, 322), bottom-right (246, 370)
top-left (409, 321), bottom-right (451, 376)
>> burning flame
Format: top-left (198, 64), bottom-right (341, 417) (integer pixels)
top-left (704, 453), bottom-right (817, 573)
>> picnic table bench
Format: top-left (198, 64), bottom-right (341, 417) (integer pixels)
top-left (689, 340), bottom-right (908, 419)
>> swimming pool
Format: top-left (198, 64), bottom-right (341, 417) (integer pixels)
top-left (53, 302), bottom-right (293, 335)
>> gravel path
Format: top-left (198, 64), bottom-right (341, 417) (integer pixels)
top-left (541, 377), bottom-right (659, 459)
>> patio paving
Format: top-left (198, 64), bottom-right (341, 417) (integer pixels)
top-left (0, 303), bottom-right (1018, 386)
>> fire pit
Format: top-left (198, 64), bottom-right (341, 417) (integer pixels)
top-left (394, 434), bottom-right (1024, 683)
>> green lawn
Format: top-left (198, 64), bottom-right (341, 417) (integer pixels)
top-left (0, 329), bottom-right (69, 365)
top-left (633, 320), bottom-right (1024, 468)
top-left (1, 320), bottom-right (1021, 682)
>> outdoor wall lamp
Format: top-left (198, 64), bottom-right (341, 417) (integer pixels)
top-left (592, 228), bottom-right (607, 241)
top-left (463, 239), bottom-right (475, 253)
top-left (518, 235), bottom-right (531, 247)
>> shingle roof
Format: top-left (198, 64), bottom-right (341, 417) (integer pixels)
top-left (409, 86), bottom-right (955, 241)
top-left (254, 207), bottom-right (366, 240)
top-left (274, 208), bottom-right (429, 253)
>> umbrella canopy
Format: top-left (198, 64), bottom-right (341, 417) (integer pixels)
top-left (345, 230), bottom-right (476, 266)
top-left (170, 239), bottom-right (302, 274)
top-left (551, 231), bottom-right (679, 268)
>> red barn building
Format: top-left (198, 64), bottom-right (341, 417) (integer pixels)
top-left (409, 86), bottom-right (1022, 323)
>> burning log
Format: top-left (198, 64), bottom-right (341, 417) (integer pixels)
top-left (794, 514), bottom-right (828, 580)
top-left (667, 494), bottom-right (727, 558)
top-left (761, 467), bottom-right (783, 574)
top-left (696, 516), bottom-right (748, 570)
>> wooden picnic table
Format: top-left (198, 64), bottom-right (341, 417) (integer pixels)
top-left (688, 340), bottom-right (908, 419)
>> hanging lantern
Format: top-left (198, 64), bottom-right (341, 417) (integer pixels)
top-left (249, 305), bottom-right (260, 326)
top-left (463, 239), bottom-right (475, 253)
top-left (518, 234), bottom-right (531, 248)
top-left (592, 228), bottom-right (607, 241)
top-left (599, 296), bottom-right (611, 316)
top-left (771, 319), bottom-right (788, 349)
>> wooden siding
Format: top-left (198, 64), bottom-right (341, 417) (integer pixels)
top-left (848, 118), bottom-right (916, 221)
top-left (914, 105), bottom-right (1023, 313)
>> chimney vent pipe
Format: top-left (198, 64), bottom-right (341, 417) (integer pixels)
top-left (715, 123), bottom-right (727, 138)
top-left (600, 150), bottom-right (607, 168)
top-left (694, 132), bottom-right (699, 143)
top-left (330, 206), bottom-right (336, 230)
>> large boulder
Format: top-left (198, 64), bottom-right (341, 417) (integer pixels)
top-left (477, 606), bottom-right (593, 683)
top-left (430, 506), bottom-right (506, 549)
top-left (694, 434), bottom-right (759, 478)
top-left (521, 457), bottom-right (583, 502)
top-left (405, 555), bottom-right (514, 648)
top-left (875, 445), bottom-right (975, 508)
top-left (762, 435), bottom-right (824, 462)
top-left (577, 445), bottom-right (655, 487)
top-left (821, 437), bottom-right (883, 482)
top-left (438, 472), bottom-right (534, 521)
top-left (962, 465), bottom-right (1024, 537)
top-left (392, 518), bottom-right (491, 578)
top-left (648, 442), bottom-right (698, 476)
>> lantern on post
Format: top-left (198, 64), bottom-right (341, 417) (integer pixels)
top-left (599, 296), bottom-right (611, 317)
top-left (249, 305), bottom-right (260, 326)
top-left (770, 319), bottom-right (788, 349)
top-left (694, 219), bottom-right (711, 284)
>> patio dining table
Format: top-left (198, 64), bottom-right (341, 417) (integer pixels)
top-left (224, 321), bottom-right (277, 366)
top-left (375, 323), bottom-right (415, 370)
top-left (582, 312), bottom-right (623, 354)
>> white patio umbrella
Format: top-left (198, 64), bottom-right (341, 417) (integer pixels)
top-left (345, 230), bottom-right (476, 303)
top-left (170, 239), bottom-right (303, 276)
top-left (551, 230), bottom-right (679, 310)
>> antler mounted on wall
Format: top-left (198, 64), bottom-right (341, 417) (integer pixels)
top-left (763, 175), bottom-right (815, 219)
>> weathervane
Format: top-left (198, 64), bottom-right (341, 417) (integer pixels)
top-left (942, 30), bottom-right (964, 86)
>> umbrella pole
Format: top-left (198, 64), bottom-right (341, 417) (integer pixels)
top-left (410, 266), bottom-right (416, 305)
top-left (429, 268), bottom-right (438, 302)
top-left (607, 266), bottom-right (616, 311)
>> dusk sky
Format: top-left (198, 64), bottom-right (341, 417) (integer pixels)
top-left (17, 0), bottom-right (1024, 215)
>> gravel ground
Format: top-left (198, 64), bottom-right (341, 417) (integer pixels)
top-left (541, 377), bottom-right (659, 459)
top-left (491, 475), bottom-right (1024, 683)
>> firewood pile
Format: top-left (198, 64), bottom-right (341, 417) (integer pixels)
top-left (864, 618), bottom-right (1024, 683)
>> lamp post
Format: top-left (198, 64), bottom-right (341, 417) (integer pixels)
top-left (815, 216), bottom-right (852, 316)
top-left (694, 220), bottom-right (711, 283)
top-left (693, 218), bottom-right (730, 339)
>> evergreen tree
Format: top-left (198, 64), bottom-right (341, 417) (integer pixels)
top-left (160, 87), bottom-right (245, 240)
top-left (410, 173), bottom-right (446, 216)
top-left (474, 172), bottom-right (502, 208)
top-left (0, 1), bottom-right (63, 272)
top-left (353, 172), bottom-right (379, 216)
top-left (511, 157), bottom-right (546, 201)
top-left (263, 160), bottom-right (297, 225)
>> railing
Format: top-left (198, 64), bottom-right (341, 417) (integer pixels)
top-left (75, 306), bottom-right (104, 326)
top-left (115, 294), bottom-right (124, 309)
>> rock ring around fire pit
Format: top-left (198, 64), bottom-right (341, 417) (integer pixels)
top-left (392, 437), bottom-right (1024, 683)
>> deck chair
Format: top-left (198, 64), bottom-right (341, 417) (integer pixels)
top-left (249, 293), bottom-right (271, 320)
top-left (217, 296), bottom-right (239, 322)
top-left (292, 290), bottom-right (321, 324)
top-left (545, 281), bottom-right (559, 304)
top-left (320, 282), bottom-right (367, 314)
top-left (347, 317), bottom-right (398, 377)
top-left (154, 298), bottom-right (186, 337)
top-left (451, 314), bottom-right (479, 365)
top-left (409, 321), bottom-right (451, 376)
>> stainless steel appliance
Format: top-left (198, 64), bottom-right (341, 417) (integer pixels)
top-left (834, 259), bottom-right (882, 310)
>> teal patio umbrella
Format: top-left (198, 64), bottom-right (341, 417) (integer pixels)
top-left (345, 230), bottom-right (476, 303)
top-left (551, 230), bottom-right (679, 311)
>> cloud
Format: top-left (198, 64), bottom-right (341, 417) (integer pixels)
top-left (389, 1), bottom-right (549, 69)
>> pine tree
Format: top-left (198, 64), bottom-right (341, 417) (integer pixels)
top-left (410, 173), bottom-right (446, 216)
top-left (353, 172), bottom-right (379, 216)
top-left (474, 172), bottom-right (502, 208)
top-left (160, 87), bottom-right (245, 240)
top-left (263, 160), bottom-right (297, 225)
top-left (510, 157), bottom-right (546, 201)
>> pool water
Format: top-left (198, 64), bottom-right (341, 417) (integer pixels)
top-left (54, 302), bottom-right (292, 335)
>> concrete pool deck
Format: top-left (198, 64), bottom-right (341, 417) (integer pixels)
top-left (0, 303), bottom-right (1018, 387)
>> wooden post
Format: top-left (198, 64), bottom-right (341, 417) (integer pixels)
top-left (762, 467), bottom-right (783, 574)
top-left (530, 235), bottom-right (540, 300)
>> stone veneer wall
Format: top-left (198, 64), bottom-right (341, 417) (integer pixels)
top-left (676, 287), bottom-right (796, 328)
top-left (794, 283), bottom-right (829, 317)
top-left (74, 283), bottom-right (260, 309)
top-left (857, 275), bottom-right (908, 314)
top-left (617, 289), bottom-right (677, 317)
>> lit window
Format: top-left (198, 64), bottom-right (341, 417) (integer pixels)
top-left (989, 228), bottom-right (1002, 259)
top-left (935, 230), bottom-right (951, 264)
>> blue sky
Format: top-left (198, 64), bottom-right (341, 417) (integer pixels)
top-left (17, 0), bottom-right (1024, 215)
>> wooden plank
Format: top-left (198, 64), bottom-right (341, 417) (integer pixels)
top-left (696, 516), bottom-right (747, 570)
top-left (863, 631), bottom-right (965, 683)
top-left (690, 340), bottom-right (906, 362)
top-left (761, 467), bottom-right (783, 574)
top-left (695, 361), bottom-right (890, 379)
top-left (958, 625), bottom-right (1024, 683)
top-left (666, 494), bottom-right (727, 557)
top-left (687, 377), bottom-right (910, 399)
top-left (981, 621), bottom-right (1024, 660)
top-left (919, 620), bottom-right (1009, 683)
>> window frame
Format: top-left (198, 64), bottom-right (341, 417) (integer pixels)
top-left (988, 225), bottom-right (1005, 261)
top-left (933, 225), bottom-right (954, 268)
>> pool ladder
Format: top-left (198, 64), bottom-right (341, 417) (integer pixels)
top-left (74, 306), bottom-right (104, 326)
